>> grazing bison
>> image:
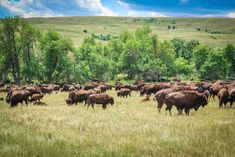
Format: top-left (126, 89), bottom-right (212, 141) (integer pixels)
top-left (130, 85), bottom-right (139, 91)
top-left (25, 86), bottom-right (41, 97)
top-left (98, 85), bottom-right (107, 93)
top-left (140, 83), bottom-right (171, 97)
top-left (165, 91), bottom-right (208, 115)
top-left (218, 88), bottom-right (230, 108)
top-left (86, 94), bottom-right (114, 109)
top-left (52, 85), bottom-right (60, 92)
top-left (209, 81), bottom-right (225, 99)
top-left (29, 93), bottom-right (44, 102)
top-left (155, 88), bottom-right (175, 113)
top-left (83, 84), bottom-right (95, 90)
top-left (40, 86), bottom-right (53, 94)
top-left (117, 88), bottom-right (131, 98)
top-left (66, 89), bottom-right (95, 105)
top-left (9, 90), bottom-right (31, 107)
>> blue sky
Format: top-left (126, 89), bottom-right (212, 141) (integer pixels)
top-left (0, 0), bottom-right (235, 18)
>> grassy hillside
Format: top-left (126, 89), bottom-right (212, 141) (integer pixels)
top-left (0, 90), bottom-right (235, 157)
top-left (28, 16), bottom-right (235, 47)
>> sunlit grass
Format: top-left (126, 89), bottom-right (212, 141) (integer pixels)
top-left (0, 89), bottom-right (234, 157)
top-left (28, 17), bottom-right (235, 47)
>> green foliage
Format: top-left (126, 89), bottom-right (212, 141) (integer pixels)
top-left (200, 49), bottom-right (231, 80)
top-left (0, 17), bottom-right (234, 83)
top-left (174, 57), bottom-right (193, 75)
top-left (39, 30), bottom-right (74, 82)
top-left (223, 44), bottom-right (235, 78)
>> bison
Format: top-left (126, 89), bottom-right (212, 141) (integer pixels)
top-left (165, 90), bottom-right (208, 115)
top-left (66, 89), bottom-right (95, 105)
top-left (86, 93), bottom-right (114, 109)
top-left (9, 90), bottom-right (31, 107)
top-left (29, 93), bottom-right (44, 102)
top-left (117, 88), bottom-right (131, 98)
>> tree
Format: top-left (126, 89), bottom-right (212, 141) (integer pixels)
top-left (200, 49), bottom-right (230, 80)
top-left (223, 44), bottom-right (235, 78)
top-left (193, 45), bottom-right (211, 70)
top-left (174, 57), bottom-right (193, 75)
top-left (0, 16), bottom-right (39, 83)
top-left (39, 30), bottom-right (74, 82)
top-left (20, 22), bottom-right (39, 82)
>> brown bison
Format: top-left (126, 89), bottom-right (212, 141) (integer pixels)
top-left (66, 89), bottom-right (95, 105)
top-left (86, 94), bottom-right (114, 109)
top-left (117, 88), bottom-right (131, 98)
top-left (98, 85), bottom-right (107, 93)
top-left (29, 93), bottom-right (44, 102)
top-left (140, 83), bottom-right (171, 97)
top-left (165, 91), bottom-right (208, 115)
top-left (218, 87), bottom-right (235, 108)
top-left (209, 81), bottom-right (225, 99)
top-left (40, 86), bottom-right (53, 94)
top-left (130, 85), bottom-right (139, 91)
top-left (9, 90), bottom-right (31, 107)
top-left (155, 88), bottom-right (175, 113)
top-left (83, 84), bottom-right (95, 90)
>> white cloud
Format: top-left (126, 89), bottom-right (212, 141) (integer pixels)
top-left (225, 12), bottom-right (235, 18)
top-left (117, 0), bottom-right (130, 8)
top-left (128, 10), bottom-right (167, 17)
top-left (0, 0), bottom-right (62, 18)
top-left (75, 0), bottom-right (118, 16)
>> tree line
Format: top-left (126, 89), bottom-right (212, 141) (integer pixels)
top-left (0, 17), bottom-right (234, 84)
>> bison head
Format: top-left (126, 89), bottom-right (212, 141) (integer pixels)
top-left (117, 92), bottom-right (120, 97)
top-left (109, 97), bottom-right (114, 105)
top-left (140, 89), bottom-right (145, 97)
top-left (200, 95), bottom-right (208, 108)
top-left (66, 98), bottom-right (73, 106)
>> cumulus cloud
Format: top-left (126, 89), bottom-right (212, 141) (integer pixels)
top-left (226, 12), bottom-right (235, 18)
top-left (75, 0), bottom-right (118, 16)
top-left (0, 0), bottom-right (63, 18)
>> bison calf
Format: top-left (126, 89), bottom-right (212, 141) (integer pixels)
top-left (29, 93), bottom-right (44, 102)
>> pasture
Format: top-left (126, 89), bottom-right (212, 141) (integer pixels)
top-left (0, 89), bottom-right (235, 157)
top-left (27, 16), bottom-right (235, 47)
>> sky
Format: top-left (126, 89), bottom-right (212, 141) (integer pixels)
top-left (0, 0), bottom-right (235, 18)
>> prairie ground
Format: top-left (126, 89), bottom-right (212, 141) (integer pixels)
top-left (0, 89), bottom-right (235, 157)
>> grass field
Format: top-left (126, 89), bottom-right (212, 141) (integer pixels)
top-left (26, 16), bottom-right (235, 47)
top-left (0, 89), bottom-right (235, 157)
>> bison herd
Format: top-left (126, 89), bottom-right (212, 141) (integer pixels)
top-left (0, 80), bottom-right (234, 116)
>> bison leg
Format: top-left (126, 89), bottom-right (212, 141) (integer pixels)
top-left (102, 104), bottom-right (107, 109)
top-left (25, 99), bottom-right (28, 106)
top-left (92, 104), bottom-right (95, 109)
top-left (219, 100), bottom-right (223, 108)
top-left (157, 103), bottom-right (163, 113)
top-left (184, 108), bottom-right (190, 115)
top-left (230, 101), bottom-right (233, 108)
top-left (165, 104), bottom-right (172, 116)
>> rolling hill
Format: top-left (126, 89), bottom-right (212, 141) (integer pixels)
top-left (27, 16), bottom-right (235, 47)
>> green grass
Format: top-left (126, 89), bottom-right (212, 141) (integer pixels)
top-left (27, 16), bottom-right (235, 47)
top-left (0, 89), bottom-right (235, 157)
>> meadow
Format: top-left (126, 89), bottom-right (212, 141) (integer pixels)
top-left (28, 16), bottom-right (235, 47)
top-left (0, 89), bottom-right (235, 157)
